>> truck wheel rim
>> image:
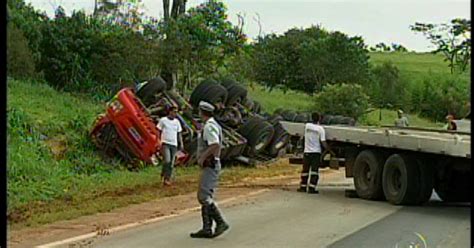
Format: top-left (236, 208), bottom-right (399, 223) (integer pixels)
top-left (255, 142), bottom-right (265, 150)
top-left (388, 169), bottom-right (402, 194)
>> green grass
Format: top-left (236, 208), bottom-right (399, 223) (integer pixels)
top-left (359, 109), bottom-right (443, 128)
top-left (247, 84), bottom-right (314, 113)
top-left (369, 52), bottom-right (470, 82)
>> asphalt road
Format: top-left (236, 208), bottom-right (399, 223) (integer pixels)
top-left (71, 186), bottom-right (470, 248)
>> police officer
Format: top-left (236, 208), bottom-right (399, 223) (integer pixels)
top-left (190, 101), bottom-right (230, 238)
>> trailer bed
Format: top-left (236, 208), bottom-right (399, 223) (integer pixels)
top-left (280, 121), bottom-right (471, 159)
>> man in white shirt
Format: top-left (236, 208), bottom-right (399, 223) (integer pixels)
top-left (157, 105), bottom-right (183, 186)
top-left (298, 112), bottom-right (333, 194)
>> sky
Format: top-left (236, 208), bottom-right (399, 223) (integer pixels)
top-left (27, 0), bottom-right (471, 51)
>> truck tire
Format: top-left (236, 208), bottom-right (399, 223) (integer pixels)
top-left (226, 84), bottom-right (247, 106)
top-left (281, 110), bottom-right (297, 122)
top-left (202, 84), bottom-right (228, 107)
top-left (330, 115), bottom-right (346, 125)
top-left (382, 154), bottom-right (420, 205)
top-left (294, 113), bottom-right (310, 123)
top-left (189, 79), bottom-right (218, 107)
top-left (266, 122), bottom-right (290, 157)
top-left (252, 101), bottom-right (262, 114)
top-left (415, 159), bottom-right (435, 205)
top-left (239, 117), bottom-right (275, 157)
top-left (221, 78), bottom-right (237, 89)
top-left (340, 117), bottom-right (356, 126)
top-left (219, 107), bottom-right (242, 128)
top-left (353, 150), bottom-right (385, 200)
top-left (274, 108), bottom-right (284, 115)
top-left (320, 115), bottom-right (333, 125)
top-left (135, 77), bottom-right (167, 106)
top-left (268, 114), bottom-right (284, 125)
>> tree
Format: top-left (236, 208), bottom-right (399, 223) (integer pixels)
top-left (368, 61), bottom-right (405, 109)
top-left (391, 43), bottom-right (408, 52)
top-left (252, 26), bottom-right (370, 94)
top-left (375, 42), bottom-right (391, 52)
top-left (411, 18), bottom-right (471, 74)
top-left (159, 0), bottom-right (246, 93)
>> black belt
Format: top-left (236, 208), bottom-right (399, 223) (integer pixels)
top-left (203, 158), bottom-right (219, 168)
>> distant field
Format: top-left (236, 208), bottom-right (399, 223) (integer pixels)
top-left (369, 52), bottom-right (471, 82)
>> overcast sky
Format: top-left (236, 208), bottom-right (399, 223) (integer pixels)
top-left (27, 0), bottom-right (470, 51)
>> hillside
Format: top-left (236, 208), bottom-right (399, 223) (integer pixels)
top-left (369, 52), bottom-right (471, 81)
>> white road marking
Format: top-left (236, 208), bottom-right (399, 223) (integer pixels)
top-left (36, 188), bottom-right (270, 248)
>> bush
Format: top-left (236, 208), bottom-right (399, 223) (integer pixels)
top-left (314, 83), bottom-right (370, 120)
top-left (410, 73), bottom-right (470, 121)
top-left (7, 22), bottom-right (36, 79)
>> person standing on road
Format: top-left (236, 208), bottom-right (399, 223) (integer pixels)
top-left (190, 101), bottom-right (230, 239)
top-left (394, 109), bottom-right (409, 127)
top-left (157, 105), bottom-right (183, 186)
top-left (298, 112), bottom-right (333, 194)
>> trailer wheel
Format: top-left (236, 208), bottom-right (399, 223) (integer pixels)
top-left (267, 123), bottom-right (290, 157)
top-left (382, 154), bottom-right (420, 205)
top-left (239, 117), bottom-right (275, 157)
top-left (190, 81), bottom-right (228, 109)
top-left (189, 79), bottom-right (218, 107)
top-left (226, 84), bottom-right (247, 106)
top-left (415, 159), bottom-right (435, 205)
top-left (353, 150), bottom-right (385, 200)
top-left (136, 77), bottom-right (167, 106)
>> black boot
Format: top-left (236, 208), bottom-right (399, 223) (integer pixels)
top-left (190, 205), bottom-right (213, 238)
top-left (209, 203), bottom-right (229, 237)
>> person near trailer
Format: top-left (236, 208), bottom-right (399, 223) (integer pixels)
top-left (394, 109), bottom-right (409, 127)
top-left (445, 114), bottom-right (457, 131)
top-left (157, 105), bottom-right (183, 186)
top-left (190, 101), bottom-right (230, 238)
top-left (298, 112), bottom-right (333, 194)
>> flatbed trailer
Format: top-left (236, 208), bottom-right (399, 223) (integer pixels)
top-left (280, 121), bottom-right (471, 205)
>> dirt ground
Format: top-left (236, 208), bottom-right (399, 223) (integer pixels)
top-left (8, 167), bottom-right (346, 248)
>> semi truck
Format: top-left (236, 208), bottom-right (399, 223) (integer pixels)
top-left (280, 119), bottom-right (471, 205)
top-left (90, 77), bottom-right (290, 168)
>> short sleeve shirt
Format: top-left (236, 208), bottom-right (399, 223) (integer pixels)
top-left (304, 123), bottom-right (326, 153)
top-left (157, 117), bottom-right (182, 146)
top-left (203, 117), bottom-right (222, 146)
top-left (395, 117), bottom-right (409, 127)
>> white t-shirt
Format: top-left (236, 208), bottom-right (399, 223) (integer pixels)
top-left (304, 123), bottom-right (326, 153)
top-left (157, 117), bottom-right (182, 147)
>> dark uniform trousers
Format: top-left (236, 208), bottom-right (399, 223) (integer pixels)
top-left (300, 152), bottom-right (321, 190)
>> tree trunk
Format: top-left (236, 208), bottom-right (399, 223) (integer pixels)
top-left (163, 0), bottom-right (170, 21)
top-left (171, 0), bottom-right (180, 19)
top-left (178, 0), bottom-right (187, 15)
